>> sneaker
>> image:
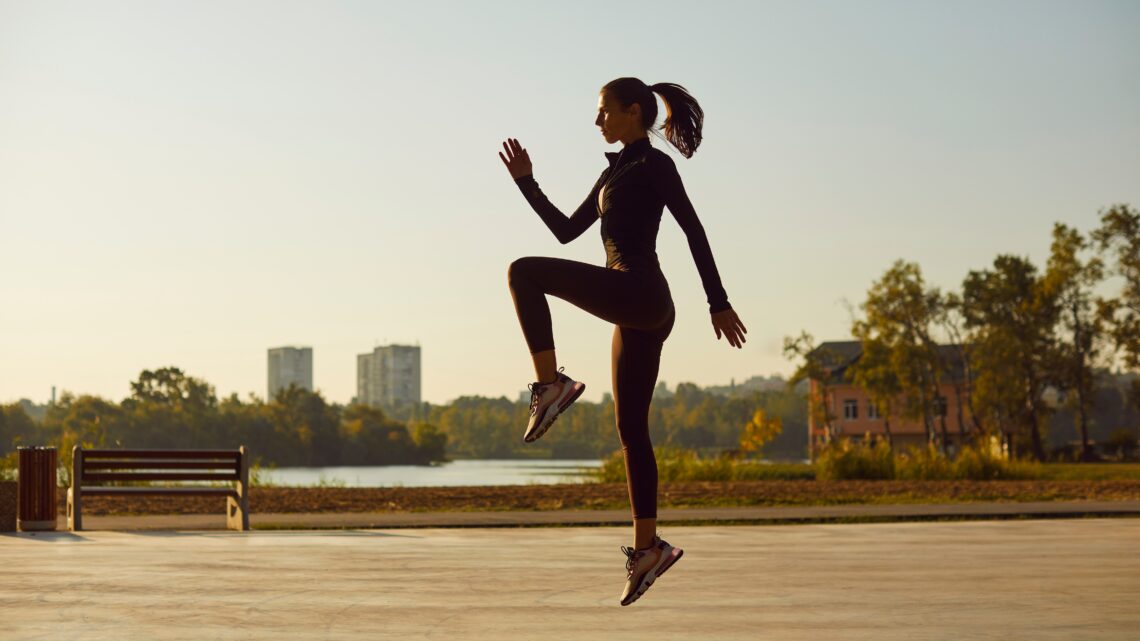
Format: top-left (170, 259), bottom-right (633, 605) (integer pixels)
top-left (619, 534), bottom-right (683, 606)
top-left (522, 366), bottom-right (585, 443)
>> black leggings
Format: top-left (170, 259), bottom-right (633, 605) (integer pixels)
top-left (508, 256), bottom-right (675, 520)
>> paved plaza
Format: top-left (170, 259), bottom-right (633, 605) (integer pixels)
top-left (2, 518), bottom-right (1137, 640)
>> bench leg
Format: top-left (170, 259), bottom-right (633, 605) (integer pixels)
top-left (228, 445), bottom-right (250, 531)
top-left (227, 494), bottom-right (249, 531)
top-left (69, 446), bottom-right (83, 531)
top-left (67, 486), bottom-right (82, 531)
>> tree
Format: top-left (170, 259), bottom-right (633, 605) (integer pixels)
top-left (962, 255), bottom-right (1059, 461)
top-left (941, 294), bottom-right (984, 442)
top-left (784, 331), bottom-right (838, 449)
top-left (0, 403), bottom-right (39, 451)
top-left (1092, 204), bottom-right (1140, 407)
top-left (739, 408), bottom-right (783, 456)
top-left (852, 260), bottom-right (949, 451)
top-left (1045, 223), bottom-right (1109, 460)
top-left (268, 385), bottom-right (340, 466)
top-left (42, 393), bottom-right (125, 484)
top-left (128, 367), bottom-right (216, 412)
top-left (123, 368), bottom-right (219, 449)
top-left (410, 422), bottom-right (449, 462)
top-left (845, 337), bottom-right (899, 448)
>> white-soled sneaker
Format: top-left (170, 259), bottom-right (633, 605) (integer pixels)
top-left (620, 534), bottom-right (683, 606)
top-left (522, 367), bottom-right (585, 443)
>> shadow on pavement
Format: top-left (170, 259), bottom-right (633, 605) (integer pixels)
top-left (0, 530), bottom-right (93, 543)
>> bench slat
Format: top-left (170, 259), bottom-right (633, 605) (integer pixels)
top-left (83, 472), bottom-right (240, 482)
top-left (82, 449), bottom-right (241, 460)
top-left (81, 486), bottom-right (238, 497)
top-left (84, 460), bottom-right (239, 471)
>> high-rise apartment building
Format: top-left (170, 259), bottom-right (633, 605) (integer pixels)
top-left (267, 346), bottom-right (313, 398)
top-left (357, 344), bottom-right (421, 409)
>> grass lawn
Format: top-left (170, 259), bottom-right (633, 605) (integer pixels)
top-left (1036, 463), bottom-right (1140, 480)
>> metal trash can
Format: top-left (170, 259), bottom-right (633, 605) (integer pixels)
top-left (18, 446), bottom-right (58, 531)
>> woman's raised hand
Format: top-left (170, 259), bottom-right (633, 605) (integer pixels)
top-left (498, 138), bottom-right (533, 180)
top-left (712, 308), bottom-right (748, 349)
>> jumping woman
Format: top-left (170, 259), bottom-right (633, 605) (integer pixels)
top-left (498, 77), bottom-right (747, 606)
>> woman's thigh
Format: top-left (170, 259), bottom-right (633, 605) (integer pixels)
top-left (510, 256), bottom-right (672, 332)
top-left (611, 324), bottom-right (665, 433)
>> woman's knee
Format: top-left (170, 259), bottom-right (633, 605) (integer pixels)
top-left (616, 420), bottom-right (653, 452)
top-left (507, 257), bottom-right (536, 288)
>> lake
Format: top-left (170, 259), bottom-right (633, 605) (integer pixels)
top-left (258, 459), bottom-right (602, 488)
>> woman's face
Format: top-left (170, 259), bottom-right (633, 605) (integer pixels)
top-left (595, 91), bottom-right (641, 145)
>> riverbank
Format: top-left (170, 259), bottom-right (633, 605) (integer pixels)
top-left (52, 479), bottom-right (1140, 516)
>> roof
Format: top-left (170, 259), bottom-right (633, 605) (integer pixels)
top-left (808, 340), bottom-right (968, 385)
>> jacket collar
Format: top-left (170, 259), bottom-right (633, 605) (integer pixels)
top-left (604, 136), bottom-right (652, 166)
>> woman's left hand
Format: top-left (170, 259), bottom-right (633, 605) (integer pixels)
top-left (711, 308), bottom-right (747, 349)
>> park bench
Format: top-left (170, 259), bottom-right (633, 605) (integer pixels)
top-left (67, 446), bottom-right (250, 531)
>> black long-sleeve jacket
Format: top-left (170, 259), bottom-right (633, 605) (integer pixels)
top-left (513, 136), bottom-right (732, 313)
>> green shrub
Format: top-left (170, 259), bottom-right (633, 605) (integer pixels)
top-left (588, 446), bottom-right (813, 483)
top-left (814, 439), bottom-right (895, 480)
top-left (951, 443), bottom-right (1038, 479)
top-left (588, 441), bottom-right (1074, 483)
top-left (816, 439), bottom-right (1042, 480)
top-left (0, 451), bottom-right (16, 482)
top-left (895, 444), bottom-right (954, 480)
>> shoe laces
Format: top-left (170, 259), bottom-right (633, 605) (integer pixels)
top-left (621, 533), bottom-right (663, 576)
top-left (620, 545), bottom-right (645, 577)
top-left (526, 383), bottom-right (544, 416)
top-left (526, 366), bottom-right (567, 416)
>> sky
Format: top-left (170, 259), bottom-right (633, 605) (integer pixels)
top-left (2, 0), bottom-right (1138, 407)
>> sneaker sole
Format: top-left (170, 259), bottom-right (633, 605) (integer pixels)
top-left (523, 381), bottom-right (585, 443)
top-left (621, 547), bottom-right (683, 607)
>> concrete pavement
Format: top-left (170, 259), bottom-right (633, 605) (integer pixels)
top-left (51, 499), bottom-right (1140, 531)
top-left (2, 518), bottom-right (1137, 640)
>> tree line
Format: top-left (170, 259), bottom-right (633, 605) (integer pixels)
top-left (786, 204), bottom-right (1140, 461)
top-left (421, 383), bottom-right (806, 460)
top-left (0, 367), bottom-right (448, 471)
top-left (1, 368), bottom-right (810, 469)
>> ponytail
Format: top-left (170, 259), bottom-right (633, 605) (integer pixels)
top-left (602, 77), bottom-right (705, 158)
top-left (648, 82), bottom-right (703, 159)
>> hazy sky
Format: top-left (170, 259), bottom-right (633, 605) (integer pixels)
top-left (2, 0), bottom-right (1138, 407)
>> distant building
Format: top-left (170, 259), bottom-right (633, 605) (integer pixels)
top-left (267, 346), bottom-right (313, 398)
top-left (805, 340), bottom-right (971, 460)
top-left (357, 344), bottom-right (421, 409)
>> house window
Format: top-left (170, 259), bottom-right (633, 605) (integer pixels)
top-left (868, 402), bottom-right (881, 419)
top-left (843, 399), bottom-right (858, 420)
top-left (935, 396), bottom-right (948, 417)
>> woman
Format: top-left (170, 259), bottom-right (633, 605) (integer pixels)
top-left (498, 77), bottom-right (747, 606)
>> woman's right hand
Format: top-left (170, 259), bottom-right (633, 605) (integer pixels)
top-left (498, 138), bottom-right (533, 180)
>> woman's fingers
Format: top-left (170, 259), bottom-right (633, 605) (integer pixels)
top-left (715, 320), bottom-right (745, 348)
top-left (500, 139), bottom-right (529, 162)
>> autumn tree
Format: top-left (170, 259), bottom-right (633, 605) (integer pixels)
top-left (852, 260), bottom-right (949, 450)
top-left (941, 293), bottom-right (984, 441)
top-left (739, 408), bottom-right (783, 456)
top-left (962, 255), bottom-right (1059, 461)
top-left (1092, 204), bottom-right (1140, 407)
top-left (845, 337), bottom-right (899, 448)
top-left (1045, 223), bottom-right (1109, 460)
